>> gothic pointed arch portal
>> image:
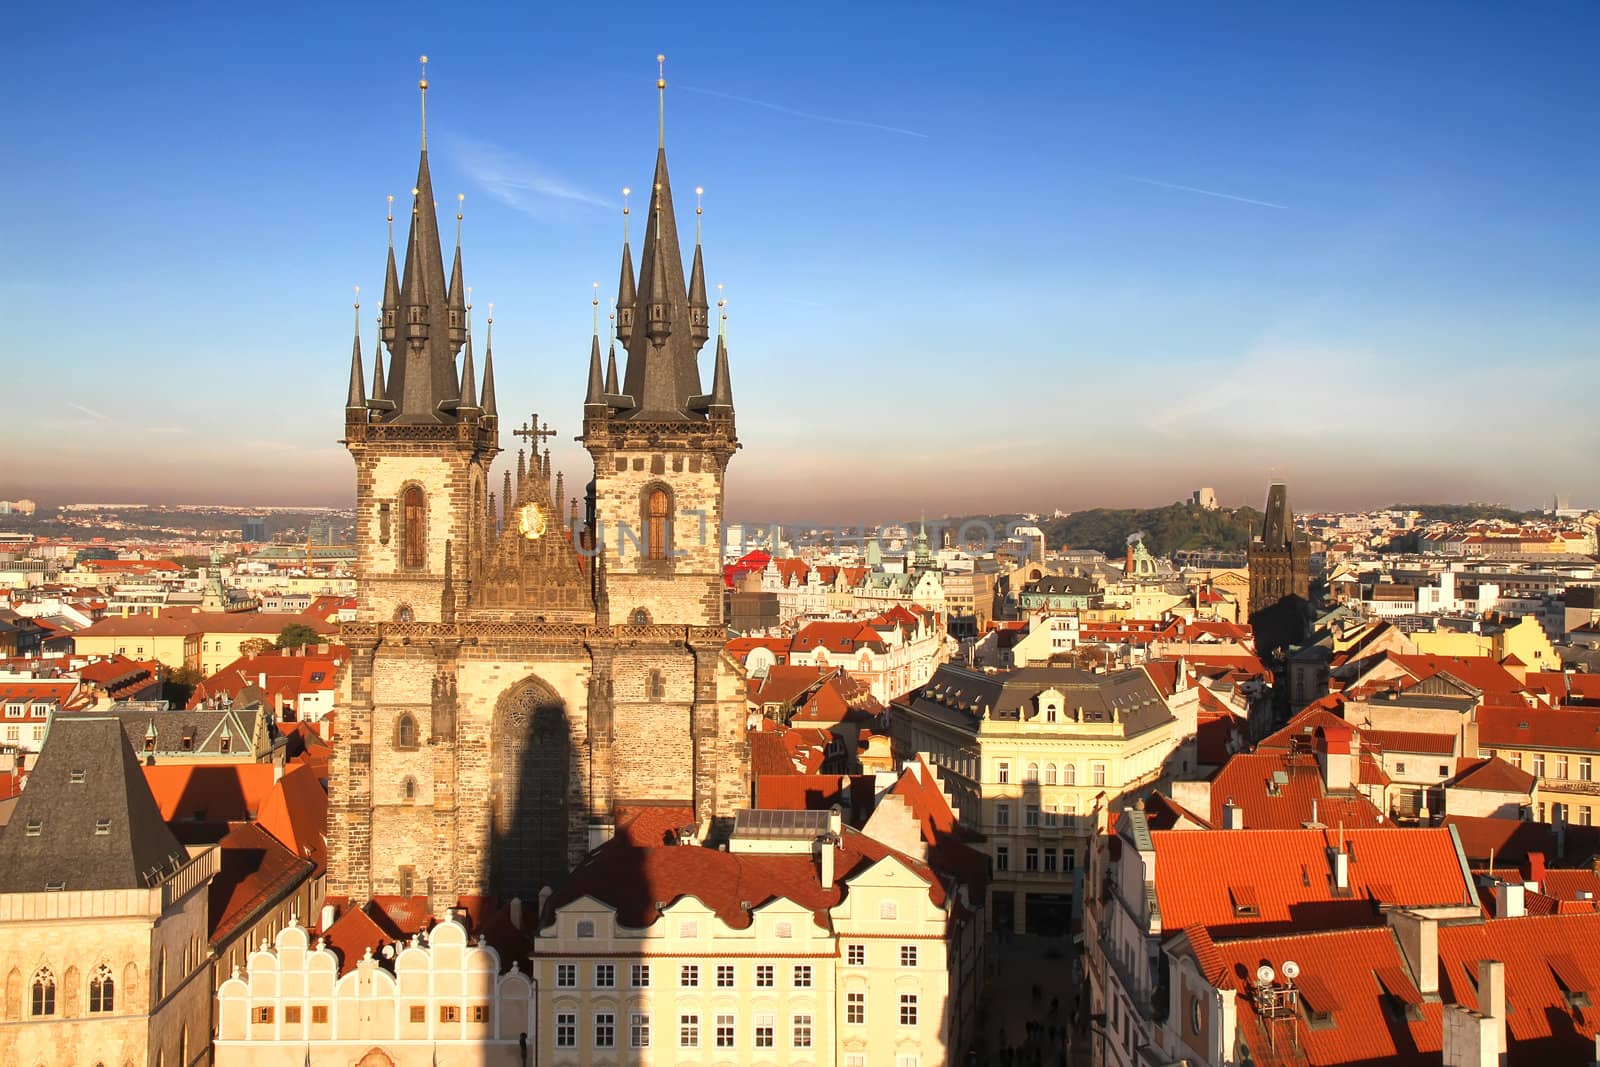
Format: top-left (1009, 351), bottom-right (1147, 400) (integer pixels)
top-left (490, 676), bottom-right (572, 899)
top-left (355, 1050), bottom-right (396, 1067)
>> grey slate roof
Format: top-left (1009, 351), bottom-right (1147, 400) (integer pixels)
top-left (904, 664), bottom-right (1173, 735)
top-left (104, 705), bottom-right (266, 759)
top-left (0, 717), bottom-right (187, 892)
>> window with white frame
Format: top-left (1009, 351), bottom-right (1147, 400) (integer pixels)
top-left (716, 963), bottom-right (735, 987)
top-left (755, 964), bottom-right (773, 987)
top-left (555, 1012), bottom-right (576, 1047)
top-left (680, 963), bottom-right (699, 988)
top-left (793, 963), bottom-right (812, 987)
top-left (1092, 762), bottom-right (1107, 787)
top-left (630, 1012), bottom-right (650, 1048)
top-left (997, 760), bottom-right (1010, 784)
top-left (594, 963), bottom-right (615, 988)
top-left (754, 1012), bottom-right (775, 1048)
top-left (556, 963), bottom-right (575, 988)
top-left (847, 943), bottom-right (865, 966)
top-left (631, 963), bottom-right (650, 987)
top-left (900, 944), bottom-right (918, 967)
top-left (716, 1014), bottom-right (735, 1048)
top-left (680, 1014), bottom-right (699, 1047)
top-left (595, 1012), bottom-right (615, 1047)
top-left (847, 991), bottom-right (865, 1024)
top-left (793, 1013), bottom-right (813, 1048)
top-left (900, 993), bottom-right (919, 1026)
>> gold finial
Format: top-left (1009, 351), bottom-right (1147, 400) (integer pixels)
top-left (592, 282), bottom-right (600, 334)
top-left (622, 187), bottom-right (631, 243)
top-left (466, 285), bottom-right (473, 312)
top-left (695, 186), bottom-right (704, 243)
top-left (456, 192), bottom-right (464, 243)
top-left (419, 55), bottom-right (429, 149)
top-left (354, 286), bottom-right (362, 334)
top-left (386, 194), bottom-right (395, 245)
top-left (657, 53), bottom-right (666, 149)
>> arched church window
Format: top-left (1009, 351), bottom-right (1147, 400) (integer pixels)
top-left (402, 776), bottom-right (417, 802)
top-left (31, 968), bottom-right (54, 1017)
top-left (395, 714), bottom-right (419, 750)
top-left (402, 486), bottom-right (426, 568)
top-left (395, 605), bottom-right (414, 624)
top-left (630, 608), bottom-right (651, 625)
top-left (89, 964), bottom-right (114, 1013)
top-left (646, 488), bottom-right (670, 561)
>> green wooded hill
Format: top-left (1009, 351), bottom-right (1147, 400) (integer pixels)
top-left (1043, 504), bottom-right (1263, 558)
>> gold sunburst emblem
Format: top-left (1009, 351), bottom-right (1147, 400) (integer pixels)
top-left (516, 503), bottom-right (547, 541)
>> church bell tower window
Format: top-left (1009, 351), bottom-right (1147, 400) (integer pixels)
top-left (646, 487), bottom-right (670, 561)
top-left (402, 486), bottom-right (426, 568)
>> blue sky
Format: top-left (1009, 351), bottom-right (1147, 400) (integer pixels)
top-left (6, 2), bottom-right (1597, 519)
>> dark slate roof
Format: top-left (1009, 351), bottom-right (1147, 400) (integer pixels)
top-left (0, 717), bottom-right (188, 892)
top-left (903, 664), bottom-right (1173, 735)
top-left (1022, 575), bottom-right (1099, 597)
top-left (104, 705), bottom-right (264, 758)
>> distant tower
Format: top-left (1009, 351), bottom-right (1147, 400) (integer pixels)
top-left (1247, 482), bottom-right (1310, 621)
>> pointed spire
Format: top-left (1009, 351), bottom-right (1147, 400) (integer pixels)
top-left (615, 188), bottom-right (636, 346)
top-left (554, 470), bottom-right (565, 515)
top-left (605, 342), bottom-right (620, 396)
top-left (447, 194), bottom-right (467, 350)
top-left (457, 297), bottom-right (479, 414)
top-left (381, 196), bottom-right (400, 347)
top-left (502, 468), bottom-right (513, 521)
top-left (709, 291), bottom-right (733, 410)
top-left (488, 490), bottom-right (498, 536)
top-left (392, 61), bottom-right (454, 422)
top-left (516, 449), bottom-right (526, 494)
top-left (480, 304), bottom-right (498, 417)
top-left (346, 289), bottom-right (367, 412)
top-left (369, 314), bottom-right (392, 409)
top-left (620, 131), bottom-right (701, 414)
top-left (688, 186), bottom-right (710, 349)
top-left (585, 286), bottom-right (606, 407)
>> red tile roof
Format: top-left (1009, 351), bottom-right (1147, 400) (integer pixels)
top-left (188, 646), bottom-right (348, 712)
top-left (1445, 756), bottom-right (1536, 795)
top-left (142, 763), bottom-right (280, 824)
top-left (755, 774), bottom-right (875, 825)
top-left (1438, 913), bottom-right (1600, 1061)
top-left (254, 762), bottom-right (328, 872)
top-left (1388, 654), bottom-right (1524, 696)
top-left (1208, 752), bottom-right (1385, 831)
top-left (1362, 728), bottom-right (1457, 755)
top-left (1214, 926), bottom-right (1443, 1067)
top-left (208, 822), bottom-right (314, 947)
top-left (1150, 828), bottom-right (1473, 936)
top-left (1478, 704), bottom-right (1600, 754)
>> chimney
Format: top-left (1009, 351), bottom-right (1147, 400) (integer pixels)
top-left (1479, 959), bottom-right (1506, 1055)
top-left (258, 671), bottom-right (267, 689)
top-left (509, 897), bottom-right (524, 931)
top-left (1389, 910), bottom-right (1439, 995)
top-left (1333, 849), bottom-right (1350, 890)
top-left (1222, 798), bottom-right (1244, 830)
top-left (1525, 852), bottom-right (1547, 887)
top-left (272, 744), bottom-right (285, 784)
top-left (320, 902), bottom-right (337, 932)
top-left (1442, 1005), bottom-right (1499, 1067)
top-left (1493, 881), bottom-right (1525, 919)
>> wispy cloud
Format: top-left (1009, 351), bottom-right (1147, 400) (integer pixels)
top-left (444, 134), bottom-right (610, 216)
top-left (66, 402), bottom-right (109, 421)
top-left (1112, 172), bottom-right (1287, 210)
top-left (678, 84), bottom-right (929, 140)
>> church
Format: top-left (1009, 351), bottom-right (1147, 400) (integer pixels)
top-left (326, 63), bottom-right (749, 913)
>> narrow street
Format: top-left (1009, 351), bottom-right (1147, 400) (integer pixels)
top-left (967, 933), bottom-right (1091, 1067)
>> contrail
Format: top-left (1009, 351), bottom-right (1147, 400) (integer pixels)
top-left (67, 402), bottom-right (109, 421)
top-left (677, 84), bottom-right (929, 140)
top-left (1118, 173), bottom-right (1287, 210)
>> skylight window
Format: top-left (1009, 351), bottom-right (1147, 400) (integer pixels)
top-left (69, 770), bottom-right (85, 784)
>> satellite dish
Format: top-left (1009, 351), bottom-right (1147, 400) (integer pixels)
top-left (1256, 964), bottom-right (1276, 984)
top-left (1282, 960), bottom-right (1300, 980)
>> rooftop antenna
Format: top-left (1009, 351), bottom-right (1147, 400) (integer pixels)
top-left (418, 55), bottom-right (430, 148)
top-left (657, 53), bottom-right (666, 148)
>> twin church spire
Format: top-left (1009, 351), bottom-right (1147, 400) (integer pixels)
top-left (347, 56), bottom-right (731, 431)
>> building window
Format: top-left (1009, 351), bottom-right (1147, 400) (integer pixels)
top-left (793, 1013), bottom-right (814, 1048)
top-left (793, 964), bottom-right (812, 987)
top-left (996, 844), bottom-right (1010, 871)
top-left (716, 1013), bottom-right (736, 1047)
top-left (253, 1005), bottom-right (273, 1025)
top-left (401, 776), bottom-right (417, 802)
top-left (595, 1012), bottom-right (616, 1048)
top-left (402, 486), bottom-right (426, 568)
top-left (1510, 751), bottom-right (1522, 769)
top-left (285, 1005), bottom-right (302, 1024)
top-left (409, 1005), bottom-right (426, 1024)
top-left (1025, 762), bottom-right (1039, 783)
top-left (1045, 763), bottom-right (1058, 785)
top-left (575, 920), bottom-right (595, 939)
top-left (312, 1005), bottom-right (328, 1024)
top-left (646, 487), bottom-right (671, 561)
top-left (469, 1004), bottom-right (488, 1024)
top-left (88, 965), bottom-right (115, 1013)
top-left (1026, 805), bottom-right (1040, 827)
top-left (632, 963), bottom-right (650, 988)
top-left (716, 963), bottom-right (735, 987)
top-left (29, 968), bottom-right (55, 1017)
top-left (756, 964), bottom-right (774, 987)
top-left (1579, 806), bottom-right (1593, 827)
top-left (595, 963), bottom-right (615, 988)
top-left (1533, 754), bottom-right (1546, 777)
top-left (556, 963), bottom-right (576, 987)
top-left (1556, 755), bottom-right (1569, 779)
top-left (847, 943), bottom-right (865, 966)
top-left (1581, 757), bottom-right (1593, 782)
top-left (680, 1013), bottom-right (699, 1047)
top-left (1045, 848), bottom-right (1058, 873)
top-left (630, 1012), bottom-right (650, 1048)
top-left (847, 991), bottom-right (865, 1024)
top-left (394, 713), bottom-right (418, 750)
top-left (439, 1005), bottom-right (459, 1023)
top-left (997, 761), bottom-right (1010, 784)
top-left (1026, 847), bottom-right (1040, 871)
top-left (900, 945), bottom-right (918, 967)
top-left (1093, 762), bottom-right (1107, 787)
top-left (556, 1012), bottom-right (576, 1047)
top-left (1395, 761), bottom-right (1407, 775)
top-left (996, 802), bottom-right (1010, 828)
top-left (775, 921), bottom-right (794, 938)
top-left (754, 1012), bottom-right (776, 1048)
top-left (900, 993), bottom-right (919, 1026)
top-left (681, 964), bottom-right (699, 988)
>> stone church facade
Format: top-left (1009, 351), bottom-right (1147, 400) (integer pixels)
top-left (326, 74), bottom-right (748, 913)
